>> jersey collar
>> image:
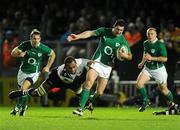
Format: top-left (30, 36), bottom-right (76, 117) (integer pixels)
top-left (30, 41), bottom-right (40, 48)
top-left (150, 38), bottom-right (158, 44)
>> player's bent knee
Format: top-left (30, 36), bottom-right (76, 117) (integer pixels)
top-left (136, 82), bottom-right (144, 88)
top-left (84, 81), bottom-right (94, 89)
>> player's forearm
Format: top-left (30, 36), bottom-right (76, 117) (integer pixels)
top-left (76, 31), bottom-right (95, 39)
top-left (141, 56), bottom-right (146, 63)
top-left (11, 47), bottom-right (25, 57)
top-left (151, 56), bottom-right (167, 62)
top-left (45, 50), bottom-right (56, 68)
top-left (11, 51), bottom-right (21, 57)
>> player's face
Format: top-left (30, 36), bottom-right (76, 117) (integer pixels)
top-left (113, 25), bottom-right (124, 36)
top-left (147, 30), bottom-right (157, 42)
top-left (31, 34), bottom-right (41, 48)
top-left (66, 61), bottom-right (77, 74)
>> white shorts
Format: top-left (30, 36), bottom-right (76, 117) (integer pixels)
top-left (17, 69), bottom-right (40, 86)
top-left (142, 66), bottom-right (167, 84)
top-left (90, 62), bottom-right (112, 79)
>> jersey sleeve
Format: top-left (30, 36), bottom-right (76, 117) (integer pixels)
top-left (94, 27), bottom-right (105, 37)
top-left (18, 42), bottom-right (27, 51)
top-left (159, 42), bottom-right (167, 57)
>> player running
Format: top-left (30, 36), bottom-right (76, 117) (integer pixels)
top-left (136, 27), bottom-right (176, 112)
top-left (9, 29), bottom-right (56, 116)
top-left (67, 19), bottom-right (132, 116)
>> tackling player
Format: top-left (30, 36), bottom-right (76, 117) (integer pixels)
top-left (9, 56), bottom-right (94, 112)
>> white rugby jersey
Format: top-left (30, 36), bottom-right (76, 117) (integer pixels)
top-left (57, 58), bottom-right (89, 83)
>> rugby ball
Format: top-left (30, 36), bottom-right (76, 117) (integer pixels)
top-left (116, 45), bottom-right (128, 61)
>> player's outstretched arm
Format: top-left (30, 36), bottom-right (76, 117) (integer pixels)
top-left (67, 30), bottom-right (96, 42)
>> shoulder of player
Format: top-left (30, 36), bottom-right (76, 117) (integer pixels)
top-left (39, 42), bottom-right (51, 49)
top-left (156, 40), bottom-right (165, 45)
top-left (39, 42), bottom-right (48, 47)
top-left (143, 40), bottom-right (148, 44)
top-left (119, 34), bottom-right (126, 39)
top-left (95, 27), bottom-right (110, 33)
top-left (18, 40), bottom-right (31, 49)
top-left (143, 40), bottom-right (149, 46)
top-left (20, 40), bottom-right (30, 45)
top-left (153, 40), bottom-right (166, 48)
top-left (75, 58), bottom-right (85, 65)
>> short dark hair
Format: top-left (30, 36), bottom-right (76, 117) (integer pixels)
top-left (64, 56), bottom-right (76, 66)
top-left (30, 29), bottom-right (41, 37)
top-left (113, 19), bottom-right (126, 27)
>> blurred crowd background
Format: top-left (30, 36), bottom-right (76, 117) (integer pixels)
top-left (0, 0), bottom-right (180, 107)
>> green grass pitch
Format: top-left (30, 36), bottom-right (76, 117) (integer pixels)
top-left (0, 107), bottom-right (180, 130)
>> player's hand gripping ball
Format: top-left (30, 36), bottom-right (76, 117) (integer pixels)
top-left (116, 45), bottom-right (128, 61)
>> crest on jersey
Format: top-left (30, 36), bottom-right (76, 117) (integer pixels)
top-left (151, 49), bottom-right (155, 54)
top-left (38, 53), bottom-right (42, 57)
top-left (115, 43), bottom-right (120, 47)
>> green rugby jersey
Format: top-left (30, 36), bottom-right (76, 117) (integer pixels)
top-left (144, 39), bottom-right (167, 69)
top-left (18, 40), bottom-right (51, 73)
top-left (92, 27), bottom-right (131, 65)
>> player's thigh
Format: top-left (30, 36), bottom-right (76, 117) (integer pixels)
top-left (96, 77), bottom-right (108, 95)
top-left (84, 69), bottom-right (98, 88)
top-left (136, 72), bottom-right (150, 87)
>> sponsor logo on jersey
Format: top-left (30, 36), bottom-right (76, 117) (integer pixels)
top-left (28, 58), bottom-right (36, 65)
top-left (104, 46), bottom-right (113, 55)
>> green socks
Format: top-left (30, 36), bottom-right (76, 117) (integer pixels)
top-left (138, 87), bottom-right (149, 101)
top-left (15, 95), bottom-right (28, 110)
top-left (79, 88), bottom-right (90, 110)
top-left (166, 91), bottom-right (174, 103)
